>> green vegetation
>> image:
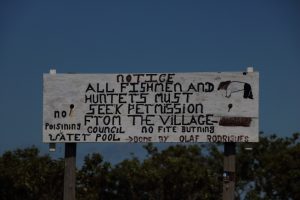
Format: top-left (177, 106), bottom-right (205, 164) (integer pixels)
top-left (1, 133), bottom-right (299, 200)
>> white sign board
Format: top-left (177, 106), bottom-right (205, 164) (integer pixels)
top-left (43, 72), bottom-right (259, 143)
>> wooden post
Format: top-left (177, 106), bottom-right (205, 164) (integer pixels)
top-left (222, 142), bottom-right (236, 200)
top-left (64, 143), bottom-right (77, 200)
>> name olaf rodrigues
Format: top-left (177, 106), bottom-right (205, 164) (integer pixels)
top-left (83, 73), bottom-right (217, 142)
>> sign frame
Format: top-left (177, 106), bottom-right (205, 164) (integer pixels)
top-left (43, 71), bottom-right (259, 143)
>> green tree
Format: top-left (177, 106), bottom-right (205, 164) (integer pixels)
top-left (236, 133), bottom-right (300, 200)
top-left (110, 156), bottom-right (144, 200)
top-left (107, 143), bottom-right (222, 200)
top-left (0, 146), bottom-right (64, 200)
top-left (77, 153), bottom-right (113, 200)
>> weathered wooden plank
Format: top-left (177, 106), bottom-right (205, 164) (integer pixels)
top-left (43, 72), bottom-right (259, 143)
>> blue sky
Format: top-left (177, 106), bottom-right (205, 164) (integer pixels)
top-left (0, 0), bottom-right (299, 165)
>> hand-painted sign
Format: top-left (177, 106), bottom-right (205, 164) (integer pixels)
top-left (43, 72), bottom-right (259, 143)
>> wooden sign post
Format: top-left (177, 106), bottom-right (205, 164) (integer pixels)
top-left (222, 142), bottom-right (236, 200)
top-left (64, 143), bottom-right (76, 200)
